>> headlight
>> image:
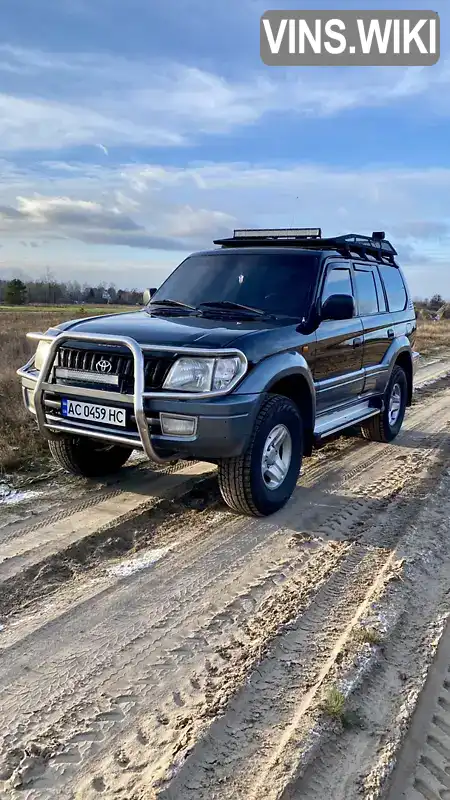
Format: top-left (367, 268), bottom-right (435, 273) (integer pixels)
top-left (212, 356), bottom-right (242, 390)
top-left (163, 356), bottom-right (245, 393)
top-left (163, 357), bottom-right (215, 392)
top-left (34, 340), bottom-right (52, 372)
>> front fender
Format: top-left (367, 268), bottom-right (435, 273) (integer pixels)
top-left (235, 350), bottom-right (316, 419)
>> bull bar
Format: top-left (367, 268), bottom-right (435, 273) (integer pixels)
top-left (17, 331), bottom-right (248, 465)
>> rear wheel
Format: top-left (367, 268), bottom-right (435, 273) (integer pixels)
top-left (361, 365), bottom-right (407, 443)
top-left (218, 395), bottom-right (303, 517)
top-left (48, 436), bottom-right (133, 478)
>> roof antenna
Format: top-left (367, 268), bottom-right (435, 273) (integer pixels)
top-left (289, 196), bottom-right (299, 229)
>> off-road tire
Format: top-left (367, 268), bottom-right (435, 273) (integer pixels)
top-left (361, 365), bottom-right (407, 443)
top-left (48, 436), bottom-right (133, 478)
top-left (218, 395), bottom-right (303, 517)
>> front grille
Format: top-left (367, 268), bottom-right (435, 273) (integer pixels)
top-left (56, 347), bottom-right (174, 391)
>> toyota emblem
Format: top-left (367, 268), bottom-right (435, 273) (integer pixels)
top-left (96, 358), bottom-right (112, 374)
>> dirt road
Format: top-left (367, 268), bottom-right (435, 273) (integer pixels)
top-left (1, 355), bottom-right (450, 800)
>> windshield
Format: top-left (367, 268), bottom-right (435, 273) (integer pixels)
top-left (150, 251), bottom-right (320, 318)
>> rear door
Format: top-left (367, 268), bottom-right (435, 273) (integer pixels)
top-left (314, 261), bottom-right (364, 413)
top-left (352, 262), bottom-right (394, 396)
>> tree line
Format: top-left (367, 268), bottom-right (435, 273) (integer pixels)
top-left (415, 294), bottom-right (450, 319)
top-left (1, 277), bottom-right (448, 316)
top-left (0, 277), bottom-right (144, 306)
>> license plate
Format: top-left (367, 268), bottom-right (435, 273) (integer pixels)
top-left (61, 398), bottom-right (126, 427)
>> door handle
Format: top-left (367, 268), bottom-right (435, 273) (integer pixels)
top-left (387, 328), bottom-right (395, 339)
top-left (353, 337), bottom-right (363, 348)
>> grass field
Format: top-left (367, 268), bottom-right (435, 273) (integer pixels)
top-left (0, 307), bottom-right (135, 473)
top-left (0, 304), bottom-right (132, 314)
top-left (0, 310), bottom-right (449, 474)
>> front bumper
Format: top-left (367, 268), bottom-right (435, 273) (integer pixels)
top-left (18, 331), bottom-right (258, 463)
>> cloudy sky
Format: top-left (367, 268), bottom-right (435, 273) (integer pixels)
top-left (0, 0), bottom-right (449, 297)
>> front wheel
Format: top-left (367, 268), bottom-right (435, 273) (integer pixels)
top-left (48, 436), bottom-right (133, 478)
top-left (361, 365), bottom-right (407, 443)
top-left (218, 395), bottom-right (303, 517)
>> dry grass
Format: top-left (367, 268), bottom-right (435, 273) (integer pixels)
top-left (0, 308), bottom-right (129, 474)
top-left (355, 625), bottom-right (382, 646)
top-left (322, 687), bottom-right (346, 720)
top-left (416, 319), bottom-right (450, 356)
top-left (1, 311), bottom-right (450, 476)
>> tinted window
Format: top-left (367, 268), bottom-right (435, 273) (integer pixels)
top-left (151, 251), bottom-right (320, 318)
top-left (379, 265), bottom-right (407, 312)
top-left (354, 269), bottom-right (379, 315)
top-left (322, 267), bottom-right (353, 303)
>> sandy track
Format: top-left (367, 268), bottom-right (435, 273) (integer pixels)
top-left (0, 358), bottom-right (450, 799)
top-left (289, 458), bottom-right (450, 800)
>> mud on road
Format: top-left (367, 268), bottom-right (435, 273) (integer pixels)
top-left (1, 355), bottom-right (450, 800)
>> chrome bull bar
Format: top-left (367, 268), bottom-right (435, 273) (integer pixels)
top-left (19, 331), bottom-right (248, 465)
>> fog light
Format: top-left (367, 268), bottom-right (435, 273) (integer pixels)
top-left (160, 414), bottom-right (197, 437)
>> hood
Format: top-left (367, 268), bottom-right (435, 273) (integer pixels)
top-left (54, 309), bottom-right (285, 350)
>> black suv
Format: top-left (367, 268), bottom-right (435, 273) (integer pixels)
top-left (18, 228), bottom-right (419, 517)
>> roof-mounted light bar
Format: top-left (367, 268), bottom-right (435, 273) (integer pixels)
top-left (233, 228), bottom-right (322, 239)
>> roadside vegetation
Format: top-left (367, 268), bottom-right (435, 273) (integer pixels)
top-left (0, 307), bottom-right (130, 474)
top-left (0, 309), bottom-right (449, 475)
top-left (415, 319), bottom-right (450, 355)
top-left (322, 687), bottom-right (346, 721)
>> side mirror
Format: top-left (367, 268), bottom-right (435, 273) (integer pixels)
top-left (143, 287), bottom-right (157, 305)
top-left (321, 293), bottom-right (355, 321)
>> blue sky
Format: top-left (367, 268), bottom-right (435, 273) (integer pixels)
top-left (0, 0), bottom-right (448, 297)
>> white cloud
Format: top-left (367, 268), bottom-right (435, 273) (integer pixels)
top-left (160, 205), bottom-right (235, 238)
top-left (16, 195), bottom-right (141, 231)
top-left (0, 188), bottom-right (237, 252)
top-left (0, 158), bottom-right (449, 295)
top-left (0, 45), bottom-right (448, 152)
top-left (0, 93), bottom-right (185, 152)
top-left (119, 161), bottom-right (450, 236)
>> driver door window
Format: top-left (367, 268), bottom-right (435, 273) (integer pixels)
top-left (322, 267), bottom-right (354, 310)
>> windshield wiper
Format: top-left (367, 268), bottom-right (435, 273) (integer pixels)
top-left (197, 300), bottom-right (267, 316)
top-left (148, 298), bottom-right (197, 311)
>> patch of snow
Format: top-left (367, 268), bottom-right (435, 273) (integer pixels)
top-left (108, 545), bottom-right (175, 578)
top-left (0, 483), bottom-right (41, 506)
top-left (299, 721), bottom-right (326, 760)
top-left (339, 643), bottom-right (375, 696)
top-left (415, 368), bottom-right (450, 389)
top-left (364, 602), bottom-right (401, 636)
top-left (128, 450), bottom-right (146, 463)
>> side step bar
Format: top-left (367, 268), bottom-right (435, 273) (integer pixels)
top-left (314, 401), bottom-right (380, 441)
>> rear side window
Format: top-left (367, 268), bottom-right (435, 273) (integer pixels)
top-left (379, 265), bottom-right (407, 312)
top-left (322, 267), bottom-right (353, 304)
top-left (354, 268), bottom-right (379, 315)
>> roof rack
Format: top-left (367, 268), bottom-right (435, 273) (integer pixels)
top-left (214, 228), bottom-right (398, 262)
